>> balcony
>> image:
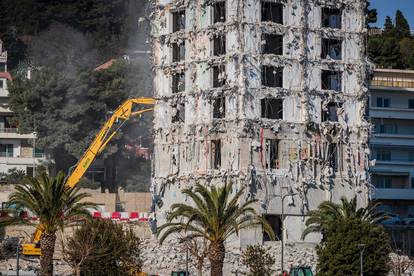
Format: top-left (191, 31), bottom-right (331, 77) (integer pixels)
top-left (371, 188), bottom-right (414, 200)
top-left (0, 128), bottom-right (35, 139)
top-left (370, 79), bottom-right (414, 89)
top-left (370, 107), bottom-right (414, 120)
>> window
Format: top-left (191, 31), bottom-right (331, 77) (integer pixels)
top-left (172, 72), bottom-right (185, 93)
top-left (172, 10), bottom-right (186, 32)
top-left (263, 215), bottom-right (282, 242)
top-left (262, 66), bottom-right (283, 87)
top-left (322, 7), bottom-right (342, 29)
top-left (212, 65), bottom-right (226, 88)
top-left (409, 99), bottom-right (414, 109)
top-left (374, 176), bottom-right (392, 189)
top-left (262, 34), bottom-right (283, 55)
top-left (321, 38), bottom-right (342, 60)
top-left (261, 2), bottom-right (283, 24)
top-left (0, 144), bottom-right (13, 157)
top-left (172, 103), bottom-right (185, 123)
top-left (376, 150), bottom-right (391, 161)
top-left (411, 177), bottom-right (414, 189)
top-left (409, 151), bottom-right (414, 162)
top-left (378, 124), bottom-right (397, 134)
top-left (261, 98), bottom-right (283, 119)
top-left (211, 140), bottom-right (221, 169)
top-left (213, 96), bottom-right (226, 119)
top-left (376, 97), bottom-right (390, 108)
top-left (327, 143), bottom-right (338, 170)
top-left (213, 34), bottom-right (226, 56)
top-left (212, 1), bottom-right (226, 23)
top-left (265, 139), bottom-right (279, 169)
top-left (0, 80), bottom-right (3, 89)
top-left (322, 102), bottom-right (341, 122)
top-left (172, 42), bottom-right (185, 62)
top-left (0, 63), bottom-right (5, 72)
top-left (321, 70), bottom-right (342, 91)
top-left (26, 167), bottom-right (34, 177)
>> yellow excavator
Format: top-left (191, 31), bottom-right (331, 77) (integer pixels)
top-left (20, 97), bottom-right (155, 256)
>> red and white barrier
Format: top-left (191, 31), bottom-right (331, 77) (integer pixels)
top-left (91, 211), bottom-right (149, 222)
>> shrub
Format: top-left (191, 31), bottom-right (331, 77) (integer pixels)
top-left (316, 218), bottom-right (391, 276)
top-left (64, 219), bottom-right (143, 276)
top-left (242, 245), bottom-right (275, 276)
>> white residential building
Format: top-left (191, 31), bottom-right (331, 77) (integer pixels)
top-left (0, 40), bottom-right (46, 176)
top-left (370, 68), bottom-right (414, 218)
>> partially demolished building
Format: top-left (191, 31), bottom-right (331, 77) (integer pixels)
top-left (151, 0), bottom-right (370, 245)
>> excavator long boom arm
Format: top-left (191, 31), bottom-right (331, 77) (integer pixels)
top-left (22, 98), bottom-right (155, 256)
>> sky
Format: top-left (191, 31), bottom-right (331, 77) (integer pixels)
top-left (370, 0), bottom-right (414, 29)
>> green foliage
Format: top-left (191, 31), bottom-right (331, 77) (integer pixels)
top-left (368, 10), bottom-right (414, 70)
top-left (0, 168), bottom-right (26, 184)
top-left (302, 196), bottom-right (387, 239)
top-left (157, 182), bottom-right (275, 275)
top-left (365, 1), bottom-right (377, 26)
top-left (5, 172), bottom-right (95, 233)
top-left (77, 177), bottom-right (101, 190)
top-left (64, 219), bottom-right (143, 276)
top-left (241, 245), bottom-right (275, 276)
top-left (316, 218), bottom-right (391, 276)
top-left (0, 0), bottom-right (149, 69)
top-left (8, 60), bottom-right (153, 191)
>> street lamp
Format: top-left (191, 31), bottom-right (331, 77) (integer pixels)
top-left (33, 131), bottom-right (37, 177)
top-left (272, 186), bottom-right (297, 274)
top-left (358, 244), bottom-right (366, 276)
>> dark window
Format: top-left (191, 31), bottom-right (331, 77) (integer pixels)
top-left (322, 7), bottom-right (342, 29)
top-left (263, 215), bottom-right (282, 242)
top-left (0, 80), bottom-right (3, 89)
top-left (261, 98), bottom-right (283, 119)
top-left (376, 150), bottom-right (391, 161)
top-left (327, 143), bottom-right (338, 171)
top-left (262, 66), bottom-right (283, 87)
top-left (172, 10), bottom-right (186, 32)
top-left (321, 38), bottom-right (342, 60)
top-left (172, 72), bottom-right (185, 93)
top-left (0, 63), bottom-right (5, 72)
top-left (211, 140), bottom-right (221, 169)
top-left (213, 96), bottom-right (226, 119)
top-left (0, 144), bottom-right (13, 157)
top-left (261, 2), bottom-right (283, 24)
top-left (265, 139), bottom-right (279, 169)
top-left (322, 102), bottom-right (341, 122)
top-left (321, 70), bottom-right (342, 91)
top-left (376, 97), bottom-right (390, 108)
top-left (26, 167), bottom-right (34, 177)
top-left (378, 124), bottom-right (397, 134)
top-left (172, 103), bottom-right (185, 123)
top-left (262, 34), bottom-right (283, 55)
top-left (374, 176), bottom-right (392, 189)
top-left (409, 99), bottom-right (414, 109)
top-left (213, 34), bottom-right (226, 56)
top-left (213, 65), bottom-right (226, 88)
top-left (411, 177), bottom-right (414, 189)
top-left (172, 42), bottom-right (185, 62)
top-left (213, 1), bottom-right (226, 23)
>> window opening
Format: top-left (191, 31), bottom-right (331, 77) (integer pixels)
top-left (263, 215), bottom-right (282, 242)
top-left (212, 1), bottom-right (226, 23)
top-left (376, 150), bottom-right (391, 161)
top-left (262, 66), bottom-right (283, 87)
top-left (321, 70), bottom-right (342, 91)
top-left (172, 103), bottom-right (185, 123)
top-left (211, 140), bottom-right (222, 169)
top-left (261, 98), bottom-right (283, 119)
top-left (213, 65), bottom-right (226, 88)
top-left (265, 139), bottom-right (279, 169)
top-left (409, 99), bottom-right (414, 109)
top-left (322, 7), bottom-right (342, 29)
top-left (261, 2), bottom-right (283, 24)
top-left (213, 34), bottom-right (226, 56)
top-left (213, 96), bottom-right (226, 119)
top-left (376, 97), bottom-right (390, 108)
top-left (321, 38), bottom-right (342, 60)
top-left (0, 144), bottom-right (13, 157)
top-left (172, 10), bottom-right (186, 32)
top-left (172, 42), bottom-right (185, 62)
top-left (322, 102), bottom-right (341, 122)
top-left (327, 143), bottom-right (338, 171)
top-left (262, 34), bottom-right (283, 55)
top-left (172, 72), bottom-right (185, 93)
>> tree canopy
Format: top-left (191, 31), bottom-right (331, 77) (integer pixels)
top-left (368, 10), bottom-right (414, 70)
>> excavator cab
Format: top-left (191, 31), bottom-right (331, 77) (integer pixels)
top-left (21, 242), bottom-right (41, 256)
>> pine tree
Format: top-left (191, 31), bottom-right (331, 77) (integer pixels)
top-left (395, 10), bottom-right (411, 38)
top-left (383, 16), bottom-right (395, 36)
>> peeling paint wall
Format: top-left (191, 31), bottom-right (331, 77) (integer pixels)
top-left (151, 0), bottom-right (370, 246)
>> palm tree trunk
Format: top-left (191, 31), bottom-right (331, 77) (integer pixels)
top-left (208, 242), bottom-right (225, 276)
top-left (40, 232), bottom-right (56, 276)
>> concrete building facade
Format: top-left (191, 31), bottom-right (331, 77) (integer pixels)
top-left (151, 0), bottom-right (370, 246)
top-left (0, 40), bottom-right (46, 176)
top-left (369, 68), bottom-right (414, 219)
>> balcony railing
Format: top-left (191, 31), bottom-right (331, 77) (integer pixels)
top-left (0, 128), bottom-right (18, 133)
top-left (371, 79), bottom-right (414, 89)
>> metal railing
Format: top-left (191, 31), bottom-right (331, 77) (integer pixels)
top-left (0, 128), bottom-right (18, 133)
top-left (371, 79), bottom-right (414, 89)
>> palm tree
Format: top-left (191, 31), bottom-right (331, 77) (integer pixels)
top-left (3, 172), bottom-right (95, 276)
top-left (301, 196), bottom-right (387, 239)
top-left (157, 182), bottom-right (275, 276)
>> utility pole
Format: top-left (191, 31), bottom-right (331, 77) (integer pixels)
top-left (358, 244), bottom-right (365, 276)
top-left (274, 186), bottom-right (297, 274)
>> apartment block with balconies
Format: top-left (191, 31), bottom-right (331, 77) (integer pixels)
top-left (369, 68), bottom-right (414, 218)
top-left (0, 40), bottom-right (47, 177)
